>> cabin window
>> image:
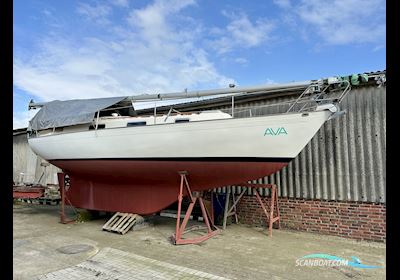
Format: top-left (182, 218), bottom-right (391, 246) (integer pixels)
top-left (89, 124), bottom-right (106, 130)
top-left (127, 122), bottom-right (146, 127)
top-left (175, 119), bottom-right (190, 123)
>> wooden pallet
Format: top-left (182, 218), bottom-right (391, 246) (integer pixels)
top-left (102, 212), bottom-right (138, 235)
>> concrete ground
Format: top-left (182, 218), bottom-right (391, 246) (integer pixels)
top-left (13, 203), bottom-right (385, 280)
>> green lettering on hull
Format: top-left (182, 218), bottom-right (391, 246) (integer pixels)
top-left (264, 127), bottom-right (288, 136)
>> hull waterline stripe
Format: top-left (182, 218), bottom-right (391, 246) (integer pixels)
top-left (50, 157), bottom-right (293, 163)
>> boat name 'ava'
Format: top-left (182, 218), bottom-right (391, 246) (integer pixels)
top-left (264, 127), bottom-right (288, 136)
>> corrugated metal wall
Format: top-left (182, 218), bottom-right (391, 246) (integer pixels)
top-left (214, 86), bottom-right (386, 203)
top-left (13, 133), bottom-right (61, 185)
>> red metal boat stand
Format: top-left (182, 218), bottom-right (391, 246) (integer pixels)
top-left (172, 171), bottom-right (221, 245)
top-left (57, 172), bottom-right (77, 224)
top-left (223, 183), bottom-right (280, 237)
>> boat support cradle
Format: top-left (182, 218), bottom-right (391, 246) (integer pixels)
top-left (57, 172), bottom-right (77, 224)
top-left (222, 183), bottom-right (280, 237)
top-left (171, 171), bottom-right (221, 245)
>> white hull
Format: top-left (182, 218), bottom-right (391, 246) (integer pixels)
top-left (28, 110), bottom-right (332, 160)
